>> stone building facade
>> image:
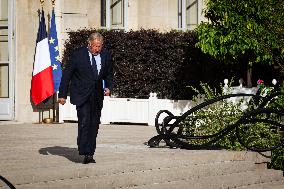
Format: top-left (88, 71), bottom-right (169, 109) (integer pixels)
top-left (0, 0), bottom-right (206, 122)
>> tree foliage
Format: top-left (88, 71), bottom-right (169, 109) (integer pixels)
top-left (196, 0), bottom-right (284, 67)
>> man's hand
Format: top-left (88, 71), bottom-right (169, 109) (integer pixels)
top-left (57, 98), bottom-right (67, 105)
top-left (104, 88), bottom-right (111, 96)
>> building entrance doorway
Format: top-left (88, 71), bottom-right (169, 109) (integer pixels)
top-left (0, 0), bottom-right (14, 120)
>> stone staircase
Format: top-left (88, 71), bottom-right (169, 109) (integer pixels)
top-left (0, 123), bottom-right (283, 189)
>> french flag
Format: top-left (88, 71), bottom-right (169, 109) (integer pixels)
top-left (31, 9), bottom-right (54, 105)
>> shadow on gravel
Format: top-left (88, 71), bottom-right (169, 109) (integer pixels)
top-left (38, 146), bottom-right (83, 163)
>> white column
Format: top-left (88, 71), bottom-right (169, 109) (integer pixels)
top-left (101, 96), bottom-right (111, 124)
top-left (106, 0), bottom-right (111, 29)
top-left (58, 104), bottom-right (64, 123)
top-left (124, 0), bottom-right (129, 31)
top-left (8, 0), bottom-right (14, 120)
top-left (181, 0), bottom-right (187, 31)
top-left (197, 0), bottom-right (203, 24)
top-left (55, 0), bottom-right (62, 49)
top-left (148, 93), bottom-right (158, 126)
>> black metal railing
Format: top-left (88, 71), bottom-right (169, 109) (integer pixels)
top-left (148, 90), bottom-right (284, 152)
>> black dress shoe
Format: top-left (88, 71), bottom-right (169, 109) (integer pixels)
top-left (83, 155), bottom-right (96, 164)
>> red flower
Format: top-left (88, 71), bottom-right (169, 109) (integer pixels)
top-left (257, 79), bottom-right (264, 85)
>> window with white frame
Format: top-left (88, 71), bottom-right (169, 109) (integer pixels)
top-left (178, 0), bottom-right (204, 30)
top-left (101, 0), bottom-right (128, 30)
top-left (0, 0), bottom-right (9, 98)
top-left (111, 0), bottom-right (124, 27)
top-left (186, 0), bottom-right (198, 30)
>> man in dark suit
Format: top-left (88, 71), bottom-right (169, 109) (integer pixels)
top-left (58, 32), bottom-right (113, 164)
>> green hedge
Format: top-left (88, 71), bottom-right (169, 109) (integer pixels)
top-left (62, 29), bottom-right (278, 99)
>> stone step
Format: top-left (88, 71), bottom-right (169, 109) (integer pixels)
top-left (235, 180), bottom-right (284, 189)
top-left (9, 167), bottom-right (283, 189)
top-left (123, 170), bottom-right (284, 189)
top-left (0, 159), bottom-right (256, 187)
top-left (0, 149), bottom-right (268, 172)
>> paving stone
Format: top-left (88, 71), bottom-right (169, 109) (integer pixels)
top-left (0, 123), bottom-right (283, 189)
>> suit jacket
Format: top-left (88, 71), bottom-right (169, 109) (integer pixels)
top-left (58, 46), bottom-right (113, 108)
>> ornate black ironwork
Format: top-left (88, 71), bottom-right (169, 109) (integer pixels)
top-left (0, 175), bottom-right (16, 189)
top-left (148, 91), bottom-right (284, 152)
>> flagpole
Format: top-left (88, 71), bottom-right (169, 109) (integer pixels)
top-left (37, 8), bottom-right (41, 124)
top-left (53, 91), bottom-right (56, 122)
top-left (52, 0), bottom-right (55, 123)
top-left (49, 0), bottom-right (62, 123)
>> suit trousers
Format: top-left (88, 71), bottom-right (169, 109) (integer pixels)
top-left (76, 92), bottom-right (101, 155)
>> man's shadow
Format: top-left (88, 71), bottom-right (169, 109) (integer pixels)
top-left (39, 146), bottom-right (83, 163)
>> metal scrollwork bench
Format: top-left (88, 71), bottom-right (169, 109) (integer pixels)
top-left (148, 91), bottom-right (284, 153)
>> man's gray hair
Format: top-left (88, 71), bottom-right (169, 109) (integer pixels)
top-left (88, 32), bottom-right (104, 43)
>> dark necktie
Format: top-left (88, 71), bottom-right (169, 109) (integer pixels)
top-left (92, 55), bottom-right (98, 79)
